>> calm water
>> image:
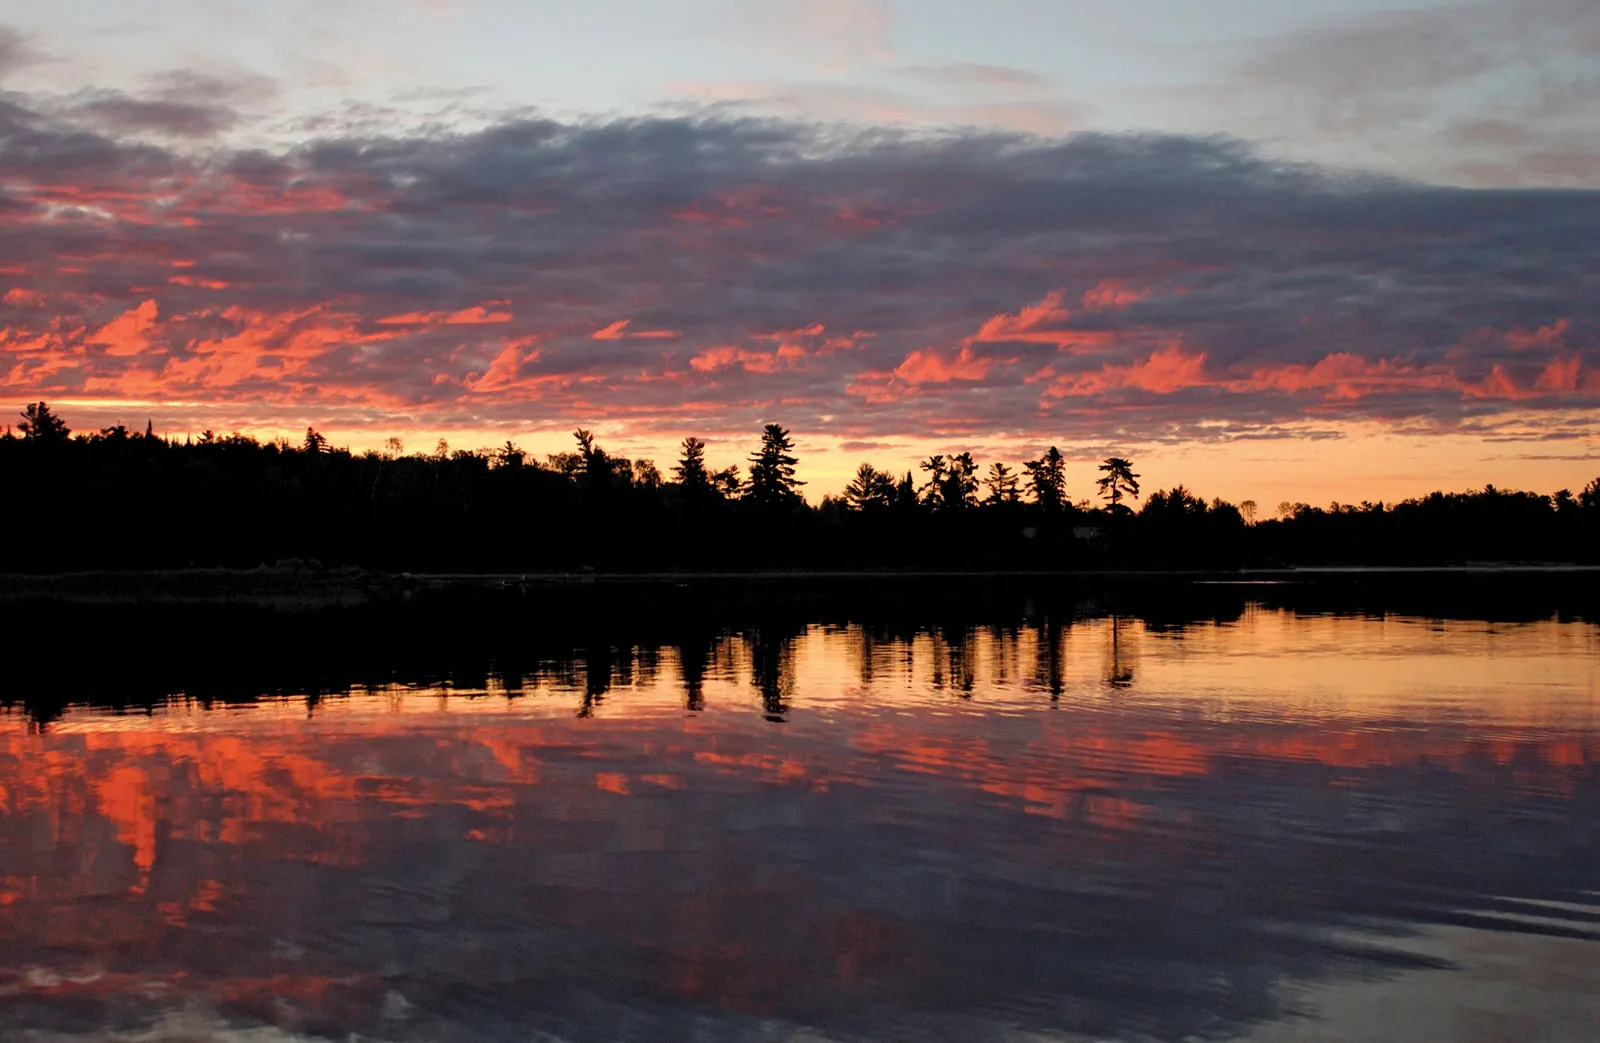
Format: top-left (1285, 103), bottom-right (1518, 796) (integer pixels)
top-left (2, 603), bottom-right (1598, 1041)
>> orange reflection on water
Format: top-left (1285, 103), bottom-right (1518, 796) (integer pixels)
top-left (0, 610), bottom-right (1597, 1038)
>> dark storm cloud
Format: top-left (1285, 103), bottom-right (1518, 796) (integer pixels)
top-left (0, 87), bottom-right (1597, 443)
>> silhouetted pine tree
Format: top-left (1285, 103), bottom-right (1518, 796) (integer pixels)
top-left (1024, 447), bottom-right (1067, 511)
top-left (674, 437), bottom-right (712, 496)
top-left (19, 402), bottom-right (69, 442)
top-left (984, 462), bottom-right (1019, 504)
top-left (1098, 457), bottom-right (1141, 514)
top-left (844, 463), bottom-right (896, 510)
top-left (745, 424), bottom-right (803, 507)
top-left (944, 452), bottom-right (979, 509)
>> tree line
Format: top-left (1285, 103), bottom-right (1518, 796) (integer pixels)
top-left (5, 402), bottom-right (1599, 572)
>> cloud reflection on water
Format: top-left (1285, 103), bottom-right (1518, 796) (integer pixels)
top-left (0, 610), bottom-right (1597, 1041)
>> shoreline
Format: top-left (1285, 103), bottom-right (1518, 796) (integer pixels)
top-left (3, 562), bottom-right (1599, 607)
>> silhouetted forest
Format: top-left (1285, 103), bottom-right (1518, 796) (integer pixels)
top-left (4, 402), bottom-right (1599, 572)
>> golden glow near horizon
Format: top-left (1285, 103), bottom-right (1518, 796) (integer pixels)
top-left (7, 398), bottom-right (1597, 508)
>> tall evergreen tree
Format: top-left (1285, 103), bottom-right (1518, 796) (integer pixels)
top-left (1024, 447), bottom-right (1067, 510)
top-left (918, 455), bottom-right (948, 508)
top-left (674, 437), bottom-right (711, 493)
top-left (844, 463), bottom-right (896, 510)
top-left (573, 429), bottom-right (614, 487)
top-left (895, 471), bottom-right (917, 509)
top-left (745, 424), bottom-right (803, 506)
top-left (19, 402), bottom-right (69, 442)
top-left (984, 462), bottom-right (1019, 504)
top-left (1098, 457), bottom-right (1141, 513)
top-left (944, 452), bottom-right (979, 509)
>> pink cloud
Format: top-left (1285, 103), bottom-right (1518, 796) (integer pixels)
top-left (1244, 353), bottom-right (1457, 399)
top-left (1047, 344), bottom-right (1209, 397)
top-left (1464, 364), bottom-right (1523, 400)
top-left (153, 306), bottom-right (404, 390)
top-left (1450, 318), bottom-right (1574, 360)
top-left (1504, 318), bottom-right (1570, 351)
top-left (377, 302), bottom-right (512, 326)
top-left (1464, 355), bottom-right (1597, 400)
top-left (3, 288), bottom-right (45, 307)
top-left (971, 285), bottom-right (1144, 353)
top-left (893, 344), bottom-right (997, 384)
top-left (0, 105), bottom-right (1594, 462)
top-left (443, 304), bottom-right (513, 325)
top-left (755, 323), bottom-right (827, 341)
top-left (689, 344), bottom-right (800, 374)
top-left (973, 292), bottom-right (1071, 343)
top-left (90, 299), bottom-right (159, 357)
top-left (1080, 280), bottom-right (1150, 310)
top-left (466, 338), bottom-right (542, 393)
top-left (168, 275), bottom-right (231, 290)
top-left (1535, 355), bottom-right (1586, 392)
top-left (592, 320), bottom-right (679, 341)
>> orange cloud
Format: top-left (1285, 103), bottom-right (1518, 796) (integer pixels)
top-left (445, 304), bottom-right (514, 325)
top-left (1080, 280), bottom-right (1150, 310)
top-left (1046, 344), bottom-right (1208, 397)
top-left (749, 322), bottom-right (869, 360)
top-left (1464, 364), bottom-right (1524, 400)
top-left (1461, 358), bottom-right (1597, 401)
top-left (154, 306), bottom-right (403, 391)
top-left (755, 323), bottom-right (827, 340)
top-left (893, 344), bottom-right (996, 384)
top-left (465, 338), bottom-right (541, 393)
top-left (973, 292), bottom-right (1071, 343)
top-left (1245, 353), bottom-right (1456, 399)
top-left (377, 302), bottom-right (513, 326)
top-left (90, 299), bottom-right (159, 357)
top-left (592, 320), bottom-right (680, 340)
top-left (3, 288), bottom-right (45, 306)
top-left (971, 285), bottom-right (1142, 353)
top-left (168, 275), bottom-right (231, 290)
top-left (689, 343), bottom-right (801, 374)
top-left (1535, 355), bottom-right (1586, 392)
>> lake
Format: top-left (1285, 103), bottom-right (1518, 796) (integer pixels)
top-left (1, 580), bottom-right (1598, 1041)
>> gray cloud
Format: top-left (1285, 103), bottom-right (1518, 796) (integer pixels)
top-left (0, 95), bottom-right (1596, 446)
top-left (1229, 0), bottom-right (1600, 188)
top-left (0, 26), bottom-right (41, 82)
top-left (899, 63), bottom-right (1052, 92)
top-left (70, 91), bottom-right (238, 138)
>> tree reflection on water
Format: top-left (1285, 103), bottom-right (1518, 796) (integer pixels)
top-left (0, 590), bottom-right (1597, 1041)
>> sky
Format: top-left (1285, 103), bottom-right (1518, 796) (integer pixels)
top-left (1, 0), bottom-right (1597, 506)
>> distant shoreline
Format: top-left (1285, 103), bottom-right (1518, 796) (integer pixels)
top-left (4, 563), bottom-right (1599, 607)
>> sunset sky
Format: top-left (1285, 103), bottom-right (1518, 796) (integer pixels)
top-left (1, 0), bottom-right (1597, 505)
